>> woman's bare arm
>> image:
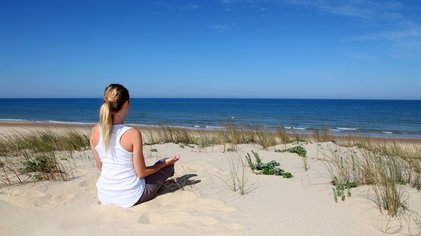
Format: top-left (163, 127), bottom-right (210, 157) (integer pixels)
top-left (124, 129), bottom-right (180, 178)
top-left (90, 124), bottom-right (102, 171)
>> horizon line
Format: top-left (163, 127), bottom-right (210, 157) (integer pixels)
top-left (0, 97), bottom-right (420, 101)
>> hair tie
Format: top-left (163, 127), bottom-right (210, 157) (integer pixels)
top-left (104, 99), bottom-right (115, 103)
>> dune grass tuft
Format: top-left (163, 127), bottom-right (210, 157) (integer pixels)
top-left (142, 124), bottom-right (287, 150)
top-left (323, 139), bottom-right (421, 218)
top-left (0, 129), bottom-right (89, 186)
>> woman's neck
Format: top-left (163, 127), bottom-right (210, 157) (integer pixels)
top-left (112, 106), bottom-right (127, 125)
top-left (112, 115), bottom-right (125, 125)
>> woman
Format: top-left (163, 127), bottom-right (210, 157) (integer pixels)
top-left (90, 83), bottom-right (180, 208)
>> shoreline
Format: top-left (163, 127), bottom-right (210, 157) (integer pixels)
top-left (1, 121), bottom-right (421, 144)
top-left (2, 98), bottom-right (420, 140)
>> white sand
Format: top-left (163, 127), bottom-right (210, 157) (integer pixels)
top-left (1, 126), bottom-right (421, 235)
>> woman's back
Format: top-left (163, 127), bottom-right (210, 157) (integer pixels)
top-left (95, 124), bottom-right (145, 208)
top-left (91, 83), bottom-right (179, 207)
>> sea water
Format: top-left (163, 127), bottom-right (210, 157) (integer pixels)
top-left (0, 98), bottom-right (420, 139)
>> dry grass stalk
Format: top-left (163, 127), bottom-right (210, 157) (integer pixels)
top-left (323, 138), bottom-right (421, 218)
top-left (0, 129), bottom-right (88, 186)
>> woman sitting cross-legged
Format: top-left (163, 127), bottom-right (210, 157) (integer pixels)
top-left (90, 83), bottom-right (180, 208)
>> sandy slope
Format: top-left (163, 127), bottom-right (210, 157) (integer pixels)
top-left (1, 127), bottom-right (421, 235)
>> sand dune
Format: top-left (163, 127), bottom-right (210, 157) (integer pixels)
top-left (1, 126), bottom-right (421, 235)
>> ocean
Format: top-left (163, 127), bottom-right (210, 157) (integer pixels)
top-left (1, 98), bottom-right (420, 139)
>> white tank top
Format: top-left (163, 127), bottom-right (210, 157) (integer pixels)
top-left (95, 124), bottom-right (145, 208)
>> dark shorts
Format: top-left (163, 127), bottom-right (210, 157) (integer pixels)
top-left (133, 159), bottom-right (175, 206)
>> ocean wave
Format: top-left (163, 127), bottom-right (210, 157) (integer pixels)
top-left (193, 125), bottom-right (224, 130)
top-left (1, 118), bottom-right (420, 139)
top-left (205, 125), bottom-right (224, 130)
top-left (0, 118), bottom-right (96, 126)
top-left (283, 126), bottom-right (307, 130)
top-left (126, 123), bottom-right (163, 129)
top-left (336, 127), bottom-right (358, 131)
top-left (48, 120), bottom-right (95, 126)
top-left (292, 127), bottom-right (306, 130)
top-left (0, 118), bottom-right (27, 122)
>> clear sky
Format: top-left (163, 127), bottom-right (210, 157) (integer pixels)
top-left (1, 0), bottom-right (420, 99)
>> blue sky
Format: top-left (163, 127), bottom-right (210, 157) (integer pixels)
top-left (1, 0), bottom-right (420, 99)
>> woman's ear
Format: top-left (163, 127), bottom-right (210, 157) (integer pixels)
top-left (124, 100), bottom-right (130, 113)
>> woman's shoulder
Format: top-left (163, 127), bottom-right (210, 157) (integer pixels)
top-left (91, 124), bottom-right (100, 131)
top-left (122, 126), bottom-right (142, 138)
top-left (90, 124), bottom-right (100, 146)
top-left (90, 124), bottom-right (100, 135)
top-left (120, 127), bottom-right (142, 150)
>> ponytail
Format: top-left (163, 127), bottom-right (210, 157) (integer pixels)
top-left (98, 84), bottom-right (130, 151)
top-left (100, 102), bottom-right (113, 150)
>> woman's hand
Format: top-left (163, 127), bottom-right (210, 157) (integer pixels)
top-left (165, 154), bottom-right (181, 166)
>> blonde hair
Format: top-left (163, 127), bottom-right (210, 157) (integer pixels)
top-left (99, 84), bottom-right (130, 150)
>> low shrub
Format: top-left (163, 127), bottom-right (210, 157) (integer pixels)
top-left (278, 146), bottom-right (307, 157)
top-left (246, 151), bottom-right (293, 178)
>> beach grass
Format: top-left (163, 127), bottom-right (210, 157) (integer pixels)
top-left (0, 129), bottom-right (89, 186)
top-left (312, 128), bottom-right (335, 143)
top-left (1, 124), bottom-right (421, 220)
top-left (227, 154), bottom-right (251, 195)
top-left (277, 127), bottom-right (291, 144)
top-left (322, 138), bottom-right (421, 217)
top-left (142, 124), bottom-right (284, 149)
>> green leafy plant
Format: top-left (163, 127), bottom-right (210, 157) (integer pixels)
top-left (331, 176), bottom-right (357, 202)
top-left (21, 154), bottom-right (66, 181)
top-left (0, 130), bottom-right (87, 185)
top-left (277, 146), bottom-right (309, 171)
top-left (280, 146), bottom-right (307, 157)
top-left (246, 151), bottom-right (293, 178)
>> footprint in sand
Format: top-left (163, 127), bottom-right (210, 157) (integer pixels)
top-left (137, 209), bottom-right (244, 234)
top-left (78, 179), bottom-right (97, 194)
top-left (78, 180), bottom-right (91, 187)
top-left (137, 213), bottom-right (150, 224)
top-left (78, 179), bottom-right (93, 189)
top-left (33, 193), bottom-right (75, 208)
top-left (134, 187), bottom-right (244, 233)
top-left (141, 211), bottom-right (218, 226)
top-left (35, 184), bottom-right (48, 193)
